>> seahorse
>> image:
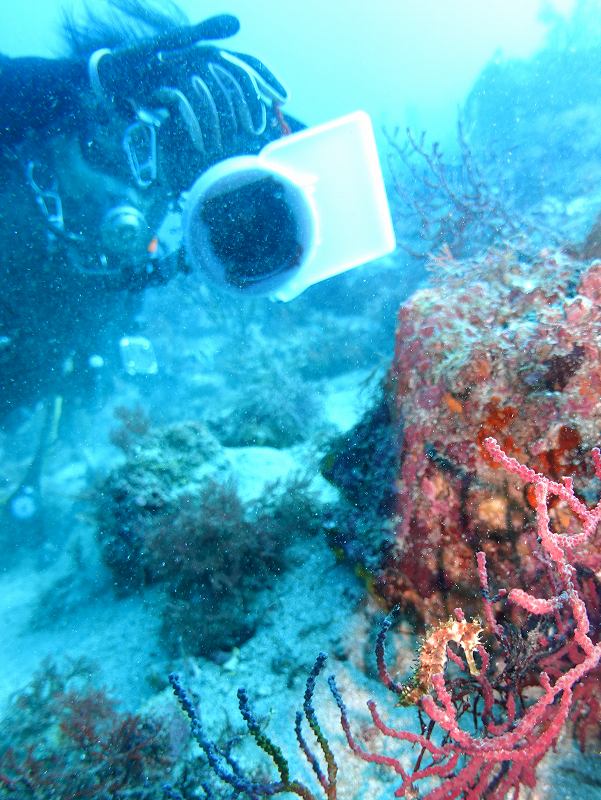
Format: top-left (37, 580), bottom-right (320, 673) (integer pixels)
top-left (399, 617), bottom-right (484, 706)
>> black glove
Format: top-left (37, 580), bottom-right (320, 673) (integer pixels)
top-left (89, 14), bottom-right (288, 154)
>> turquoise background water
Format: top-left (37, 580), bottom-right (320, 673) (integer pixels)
top-left (0, 0), bottom-right (571, 142)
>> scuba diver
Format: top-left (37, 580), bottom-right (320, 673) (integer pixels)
top-left (0, 0), bottom-right (299, 545)
top-left (0, 0), bottom-right (296, 420)
top-left (0, 0), bottom-right (395, 547)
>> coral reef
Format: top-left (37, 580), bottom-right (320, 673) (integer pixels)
top-left (464, 4), bottom-right (601, 212)
top-left (95, 418), bottom-right (324, 656)
top-left (327, 248), bottom-right (601, 626)
top-left (172, 440), bottom-right (601, 798)
top-left (155, 477), bottom-right (320, 656)
top-left (321, 244), bottom-right (601, 764)
top-left (96, 418), bottom-right (229, 591)
top-left (382, 249), bottom-right (601, 624)
top-left (169, 654), bottom-right (338, 800)
top-left (0, 660), bottom-right (172, 799)
top-left (139, 263), bottom-right (407, 436)
top-left (385, 122), bottom-right (540, 261)
top-left (207, 365), bottom-right (324, 448)
top-left (384, 7), bottom-right (601, 273)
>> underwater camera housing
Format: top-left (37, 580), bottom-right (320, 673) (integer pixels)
top-left (182, 111), bottom-right (396, 301)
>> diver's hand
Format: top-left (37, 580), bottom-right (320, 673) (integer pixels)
top-left (89, 14), bottom-right (288, 154)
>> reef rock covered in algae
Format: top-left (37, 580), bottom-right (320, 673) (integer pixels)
top-left (95, 418), bottom-right (323, 657)
top-left (328, 248), bottom-right (601, 624)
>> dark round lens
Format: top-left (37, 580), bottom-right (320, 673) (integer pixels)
top-left (200, 176), bottom-right (305, 289)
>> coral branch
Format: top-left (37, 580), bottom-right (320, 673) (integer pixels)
top-left (170, 656), bottom-right (337, 800)
top-left (332, 439), bottom-right (601, 797)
